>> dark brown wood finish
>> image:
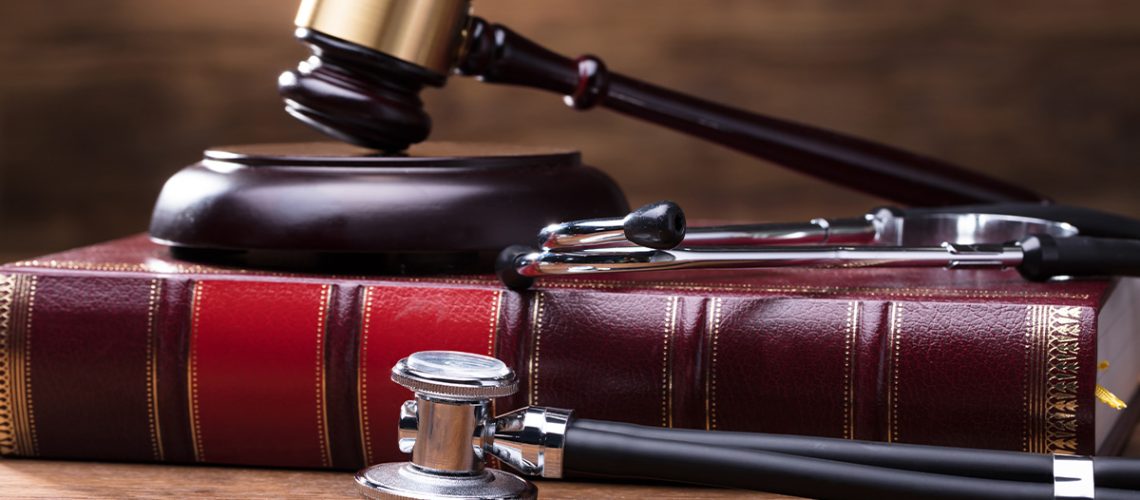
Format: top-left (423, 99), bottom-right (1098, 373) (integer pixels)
top-left (282, 18), bottom-right (1048, 207)
top-left (279, 29), bottom-right (444, 152)
top-left (148, 142), bottom-right (628, 272)
top-left (1, 418), bottom-right (1139, 497)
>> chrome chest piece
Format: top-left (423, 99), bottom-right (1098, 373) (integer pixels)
top-left (354, 350), bottom-right (571, 500)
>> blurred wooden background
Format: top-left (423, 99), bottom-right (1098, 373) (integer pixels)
top-left (2, 0), bottom-right (1139, 261)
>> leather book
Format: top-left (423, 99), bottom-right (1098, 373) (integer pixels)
top-left (1, 235), bottom-right (1137, 470)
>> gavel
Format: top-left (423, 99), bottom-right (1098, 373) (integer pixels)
top-left (278, 0), bottom-right (1047, 206)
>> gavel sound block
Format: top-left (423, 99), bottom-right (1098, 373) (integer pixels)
top-left (148, 142), bottom-right (627, 273)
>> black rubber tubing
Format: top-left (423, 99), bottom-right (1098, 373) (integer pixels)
top-left (563, 423), bottom-right (1140, 499)
top-left (573, 419), bottom-right (1047, 482)
top-left (565, 425), bottom-right (1030, 499)
top-left (1019, 234), bottom-right (1140, 281)
top-left (1096, 458), bottom-right (1140, 490)
top-left (571, 419), bottom-right (1140, 489)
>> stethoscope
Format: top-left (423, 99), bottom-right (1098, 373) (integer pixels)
top-left (355, 351), bottom-right (1140, 500)
top-left (497, 201), bottom-right (1140, 289)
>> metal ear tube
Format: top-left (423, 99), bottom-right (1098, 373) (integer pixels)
top-left (357, 351), bottom-right (1140, 500)
top-left (497, 201), bottom-right (1140, 290)
top-left (537, 200), bottom-right (1084, 252)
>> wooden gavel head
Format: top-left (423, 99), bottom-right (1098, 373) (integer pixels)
top-left (278, 0), bottom-right (473, 152)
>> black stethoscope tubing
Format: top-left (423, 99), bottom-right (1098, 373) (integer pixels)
top-left (564, 419), bottom-right (1140, 499)
top-left (571, 418), bottom-right (1140, 488)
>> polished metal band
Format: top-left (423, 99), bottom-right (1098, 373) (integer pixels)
top-left (295, 0), bottom-right (470, 75)
top-left (390, 369), bottom-right (517, 400)
top-left (1053, 454), bottom-right (1095, 499)
top-left (390, 352), bottom-right (517, 401)
top-left (489, 406), bottom-right (573, 479)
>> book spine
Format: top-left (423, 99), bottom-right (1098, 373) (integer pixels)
top-left (0, 271), bottom-right (1097, 470)
top-left (518, 289), bottom-right (1096, 455)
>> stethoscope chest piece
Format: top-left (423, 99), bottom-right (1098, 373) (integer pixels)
top-left (353, 351), bottom-right (539, 500)
top-left (355, 462), bottom-right (536, 500)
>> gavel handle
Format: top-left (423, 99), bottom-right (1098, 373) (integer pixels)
top-left (458, 18), bottom-right (1047, 207)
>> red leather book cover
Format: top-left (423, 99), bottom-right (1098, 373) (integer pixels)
top-left (0, 235), bottom-right (1112, 469)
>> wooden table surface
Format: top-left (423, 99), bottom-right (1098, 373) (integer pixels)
top-left (2, 420), bottom-right (1135, 499)
top-left (0, 459), bottom-right (780, 499)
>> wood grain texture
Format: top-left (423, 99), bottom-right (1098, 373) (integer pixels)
top-left (1, 1), bottom-right (1139, 258)
top-left (0, 459), bottom-right (782, 499)
top-left (0, 417), bottom-right (1135, 497)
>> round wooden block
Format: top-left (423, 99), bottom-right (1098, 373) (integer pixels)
top-left (149, 142), bottom-right (628, 273)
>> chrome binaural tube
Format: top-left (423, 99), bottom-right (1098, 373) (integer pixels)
top-left (511, 243), bottom-right (1025, 278)
top-left (538, 217), bottom-right (628, 250)
top-left (497, 201), bottom-right (1135, 291)
top-left (677, 217), bottom-right (880, 247)
top-left (538, 201), bottom-right (1082, 251)
top-left (540, 214), bottom-right (878, 250)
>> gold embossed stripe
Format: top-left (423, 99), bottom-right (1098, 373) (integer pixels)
top-left (0, 274), bottom-right (14, 455)
top-left (1024, 305), bottom-right (1047, 452)
top-left (661, 296), bottom-right (679, 428)
top-left (528, 292), bottom-right (546, 407)
top-left (885, 303), bottom-right (902, 443)
top-left (187, 282), bottom-right (206, 462)
top-left (144, 279), bottom-right (165, 461)
top-left (357, 287), bottom-right (376, 466)
top-left (1024, 305), bottom-right (1082, 454)
top-left (705, 297), bottom-right (723, 431)
top-left (0, 274), bottom-right (38, 456)
top-left (314, 284), bottom-right (333, 468)
top-left (842, 301), bottom-right (860, 440)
